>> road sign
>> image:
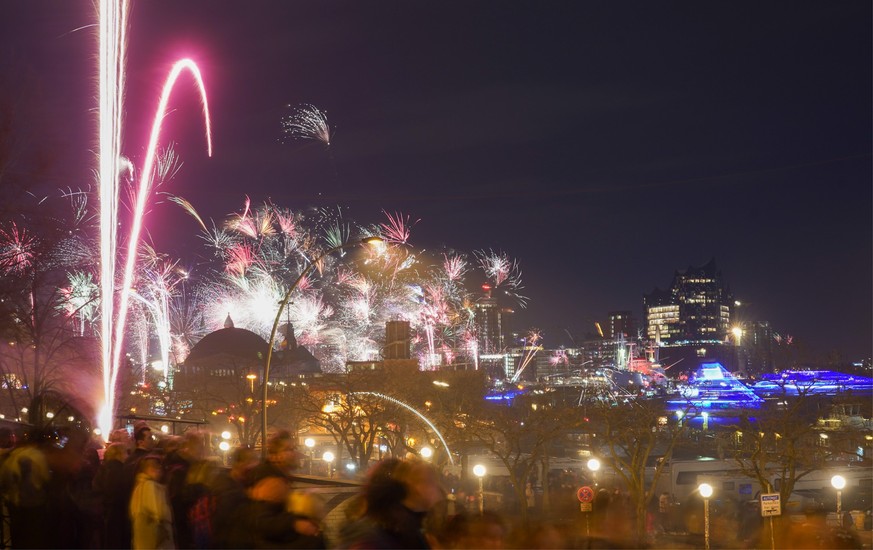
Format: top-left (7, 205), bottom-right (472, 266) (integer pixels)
top-left (580, 502), bottom-right (593, 512)
top-left (577, 485), bottom-right (595, 503)
top-left (760, 493), bottom-right (781, 517)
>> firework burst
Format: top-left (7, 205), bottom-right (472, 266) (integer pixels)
top-left (281, 104), bottom-right (331, 146)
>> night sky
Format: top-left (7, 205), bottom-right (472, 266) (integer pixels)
top-left (2, 2), bottom-right (871, 358)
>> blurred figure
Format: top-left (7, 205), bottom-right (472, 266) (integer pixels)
top-left (165, 431), bottom-right (210, 549)
top-left (346, 458), bottom-right (444, 549)
top-left (244, 475), bottom-right (324, 549)
top-left (210, 446), bottom-right (258, 549)
top-left (130, 456), bottom-right (174, 549)
top-left (121, 423), bottom-right (156, 549)
top-left (94, 443), bottom-right (129, 548)
top-left (0, 436), bottom-right (51, 548)
top-left (250, 430), bottom-right (301, 484)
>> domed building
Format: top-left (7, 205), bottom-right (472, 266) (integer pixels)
top-left (183, 315), bottom-right (271, 376)
top-left (174, 315), bottom-right (321, 445)
top-left (180, 314), bottom-right (321, 380)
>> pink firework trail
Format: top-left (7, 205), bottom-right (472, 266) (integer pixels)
top-left (442, 254), bottom-right (467, 282)
top-left (380, 211), bottom-right (417, 246)
top-left (98, 0), bottom-right (213, 438)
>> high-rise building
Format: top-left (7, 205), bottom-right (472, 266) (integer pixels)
top-left (474, 284), bottom-right (503, 355)
top-left (384, 320), bottom-right (411, 360)
top-left (608, 311), bottom-right (637, 340)
top-left (644, 258), bottom-right (733, 345)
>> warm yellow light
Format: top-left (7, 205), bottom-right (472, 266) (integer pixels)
top-left (218, 441), bottom-right (230, 452)
top-left (304, 438), bottom-right (315, 449)
top-left (221, 431), bottom-right (232, 440)
top-left (323, 451), bottom-right (335, 463)
top-left (699, 483), bottom-right (713, 498)
top-left (831, 475), bottom-right (846, 490)
top-left (587, 458), bottom-right (601, 472)
top-left (473, 464), bottom-right (486, 477)
top-left (421, 446), bottom-right (434, 459)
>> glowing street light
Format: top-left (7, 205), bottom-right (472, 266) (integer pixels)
top-left (473, 464), bottom-right (487, 515)
top-left (731, 326), bottom-right (743, 344)
top-left (305, 437), bottom-right (316, 475)
top-left (421, 446), bottom-right (434, 460)
top-left (698, 483), bottom-right (713, 550)
top-left (323, 451), bottom-right (335, 478)
top-left (831, 475), bottom-right (846, 518)
top-left (261, 236), bottom-right (385, 458)
top-left (587, 457), bottom-right (601, 487)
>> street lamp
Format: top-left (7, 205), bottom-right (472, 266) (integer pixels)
top-left (831, 474), bottom-right (846, 519)
top-left (421, 446), bottom-right (433, 460)
top-left (587, 458), bottom-right (601, 487)
top-left (698, 483), bottom-right (713, 550)
top-left (261, 236), bottom-right (384, 458)
top-left (246, 373), bottom-right (257, 393)
top-left (323, 451), bottom-right (335, 478)
top-left (473, 464), bottom-right (487, 515)
top-left (304, 437), bottom-right (316, 475)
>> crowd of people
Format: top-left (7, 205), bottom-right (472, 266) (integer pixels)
top-left (0, 423), bottom-right (574, 549)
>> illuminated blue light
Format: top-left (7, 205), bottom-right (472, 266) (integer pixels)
top-left (485, 389), bottom-right (524, 403)
top-left (668, 362), bottom-right (763, 412)
top-left (752, 370), bottom-right (873, 397)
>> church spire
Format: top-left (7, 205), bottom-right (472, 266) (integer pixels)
top-left (224, 313), bottom-right (234, 329)
top-left (284, 323), bottom-right (297, 351)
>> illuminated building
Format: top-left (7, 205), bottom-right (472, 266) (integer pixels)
top-left (608, 311), bottom-right (637, 339)
top-left (644, 258), bottom-right (733, 345)
top-left (473, 284), bottom-right (503, 355)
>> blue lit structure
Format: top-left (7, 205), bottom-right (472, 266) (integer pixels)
top-left (485, 388), bottom-right (526, 403)
top-left (667, 362), bottom-right (763, 412)
top-left (751, 370), bottom-right (873, 397)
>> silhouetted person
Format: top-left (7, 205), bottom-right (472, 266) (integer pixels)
top-left (210, 446), bottom-right (259, 549)
top-left (250, 430), bottom-right (302, 485)
top-left (346, 458), bottom-right (444, 549)
top-left (94, 443), bottom-right (129, 548)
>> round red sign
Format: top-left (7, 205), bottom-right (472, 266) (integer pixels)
top-left (577, 485), bottom-right (595, 503)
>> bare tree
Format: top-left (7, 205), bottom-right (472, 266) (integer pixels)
top-left (585, 389), bottom-right (688, 547)
top-left (0, 196), bottom-right (97, 426)
top-left (463, 390), bottom-right (582, 519)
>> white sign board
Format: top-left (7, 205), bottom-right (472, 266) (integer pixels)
top-left (760, 493), bottom-right (781, 517)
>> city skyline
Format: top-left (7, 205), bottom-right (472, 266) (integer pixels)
top-left (1, 1), bottom-right (870, 358)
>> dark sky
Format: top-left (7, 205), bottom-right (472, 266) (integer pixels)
top-left (3, 1), bottom-right (871, 358)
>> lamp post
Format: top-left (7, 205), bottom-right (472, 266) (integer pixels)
top-left (260, 237), bottom-right (384, 458)
top-left (323, 451), bottom-right (335, 478)
top-left (699, 483), bottom-right (713, 550)
top-left (732, 326), bottom-right (744, 371)
top-left (587, 457), bottom-right (601, 487)
top-left (473, 464), bottom-right (486, 515)
top-left (304, 437), bottom-right (315, 475)
top-left (831, 474), bottom-right (846, 519)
